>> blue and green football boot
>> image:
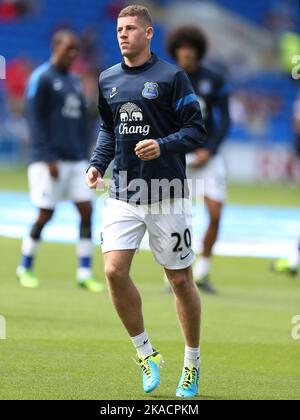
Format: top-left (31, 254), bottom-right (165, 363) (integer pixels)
top-left (78, 277), bottom-right (105, 293)
top-left (138, 350), bottom-right (164, 394)
top-left (17, 268), bottom-right (39, 289)
top-left (176, 365), bottom-right (200, 399)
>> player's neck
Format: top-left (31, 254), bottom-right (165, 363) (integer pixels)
top-left (184, 62), bottom-right (198, 76)
top-left (50, 57), bottom-right (69, 73)
top-left (123, 49), bottom-right (152, 68)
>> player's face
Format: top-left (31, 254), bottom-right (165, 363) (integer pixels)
top-left (175, 45), bottom-right (198, 72)
top-left (54, 36), bottom-right (80, 70)
top-left (117, 16), bottom-right (153, 59)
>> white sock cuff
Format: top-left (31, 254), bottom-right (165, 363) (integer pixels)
top-left (131, 331), bottom-right (153, 358)
top-left (77, 268), bottom-right (92, 282)
top-left (194, 256), bottom-right (211, 279)
top-left (201, 256), bottom-right (211, 268)
top-left (22, 237), bottom-right (39, 256)
top-left (184, 346), bottom-right (200, 369)
top-left (185, 346), bottom-right (200, 358)
top-left (77, 239), bottom-right (93, 258)
top-left (131, 331), bottom-right (149, 348)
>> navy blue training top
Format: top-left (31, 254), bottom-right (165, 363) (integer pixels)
top-left (189, 65), bottom-right (231, 155)
top-left (89, 53), bottom-right (207, 203)
top-left (26, 62), bottom-right (88, 163)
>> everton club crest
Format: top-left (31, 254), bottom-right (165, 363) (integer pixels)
top-left (142, 82), bottom-right (159, 99)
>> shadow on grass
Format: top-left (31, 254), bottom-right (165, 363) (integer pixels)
top-left (149, 394), bottom-right (224, 401)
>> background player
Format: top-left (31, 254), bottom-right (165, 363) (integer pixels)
top-left (86, 5), bottom-right (206, 398)
top-left (272, 92), bottom-right (300, 277)
top-left (166, 26), bottom-right (231, 294)
top-left (17, 30), bottom-right (104, 293)
top-left (272, 241), bottom-right (300, 276)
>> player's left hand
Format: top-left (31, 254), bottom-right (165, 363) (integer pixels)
top-left (193, 149), bottom-right (211, 168)
top-left (135, 140), bottom-right (161, 161)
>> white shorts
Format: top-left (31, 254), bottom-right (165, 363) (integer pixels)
top-left (101, 198), bottom-right (195, 270)
top-left (28, 160), bottom-right (93, 210)
top-left (187, 154), bottom-right (227, 203)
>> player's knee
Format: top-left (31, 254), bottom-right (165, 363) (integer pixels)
top-left (105, 263), bottom-right (126, 284)
top-left (78, 204), bottom-right (92, 225)
top-left (40, 209), bottom-right (54, 223)
top-left (168, 270), bottom-right (191, 291)
top-left (31, 210), bottom-right (54, 239)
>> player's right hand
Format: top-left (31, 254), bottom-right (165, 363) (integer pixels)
top-left (48, 161), bottom-right (59, 179)
top-left (86, 167), bottom-right (103, 189)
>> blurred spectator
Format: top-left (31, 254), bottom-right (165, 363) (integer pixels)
top-left (16, 0), bottom-right (37, 16)
top-left (280, 32), bottom-right (300, 75)
top-left (106, 0), bottom-right (126, 19)
top-left (264, 0), bottom-right (300, 74)
top-left (4, 57), bottom-right (33, 113)
top-left (0, 0), bottom-right (19, 22)
top-left (294, 93), bottom-right (300, 156)
top-left (72, 27), bottom-right (104, 149)
top-left (230, 90), bottom-right (281, 137)
top-left (0, 56), bottom-right (31, 162)
top-left (73, 27), bottom-right (102, 74)
top-left (265, 0), bottom-right (298, 34)
top-left (0, 0), bottom-right (37, 22)
top-left (81, 68), bottom-right (101, 151)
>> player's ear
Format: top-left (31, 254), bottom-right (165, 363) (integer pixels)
top-left (145, 26), bottom-right (154, 40)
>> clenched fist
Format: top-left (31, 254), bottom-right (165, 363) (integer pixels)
top-left (86, 167), bottom-right (104, 190)
top-left (135, 140), bottom-right (161, 161)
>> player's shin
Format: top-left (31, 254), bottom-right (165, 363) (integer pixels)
top-left (77, 238), bottom-right (93, 281)
top-left (19, 236), bottom-right (40, 273)
top-left (17, 235), bottom-right (40, 288)
top-left (77, 236), bottom-right (104, 292)
top-left (169, 268), bottom-right (201, 397)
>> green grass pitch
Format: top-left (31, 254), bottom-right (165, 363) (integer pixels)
top-left (0, 169), bottom-right (300, 400)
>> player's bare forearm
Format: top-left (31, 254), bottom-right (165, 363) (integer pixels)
top-left (135, 139), bottom-right (161, 161)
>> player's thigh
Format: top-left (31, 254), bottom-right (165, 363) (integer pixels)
top-left (146, 199), bottom-right (195, 270)
top-left (68, 160), bottom-right (94, 204)
top-left (28, 162), bottom-right (63, 210)
top-left (101, 198), bottom-right (146, 255)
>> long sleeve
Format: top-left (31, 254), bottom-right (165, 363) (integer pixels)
top-left (89, 80), bottom-right (116, 175)
top-left (205, 85), bottom-right (231, 154)
top-left (26, 74), bottom-right (56, 162)
top-left (296, 134), bottom-right (300, 156)
top-left (157, 70), bottom-right (207, 156)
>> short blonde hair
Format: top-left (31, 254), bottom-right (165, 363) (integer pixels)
top-left (118, 4), bottom-right (152, 27)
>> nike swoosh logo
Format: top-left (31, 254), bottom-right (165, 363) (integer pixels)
top-left (180, 251), bottom-right (192, 261)
top-left (143, 340), bottom-right (149, 345)
top-left (110, 92), bottom-right (118, 98)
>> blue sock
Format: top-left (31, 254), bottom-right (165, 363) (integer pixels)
top-left (77, 239), bottom-right (93, 281)
top-left (79, 257), bottom-right (91, 269)
top-left (21, 255), bottom-right (33, 270)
